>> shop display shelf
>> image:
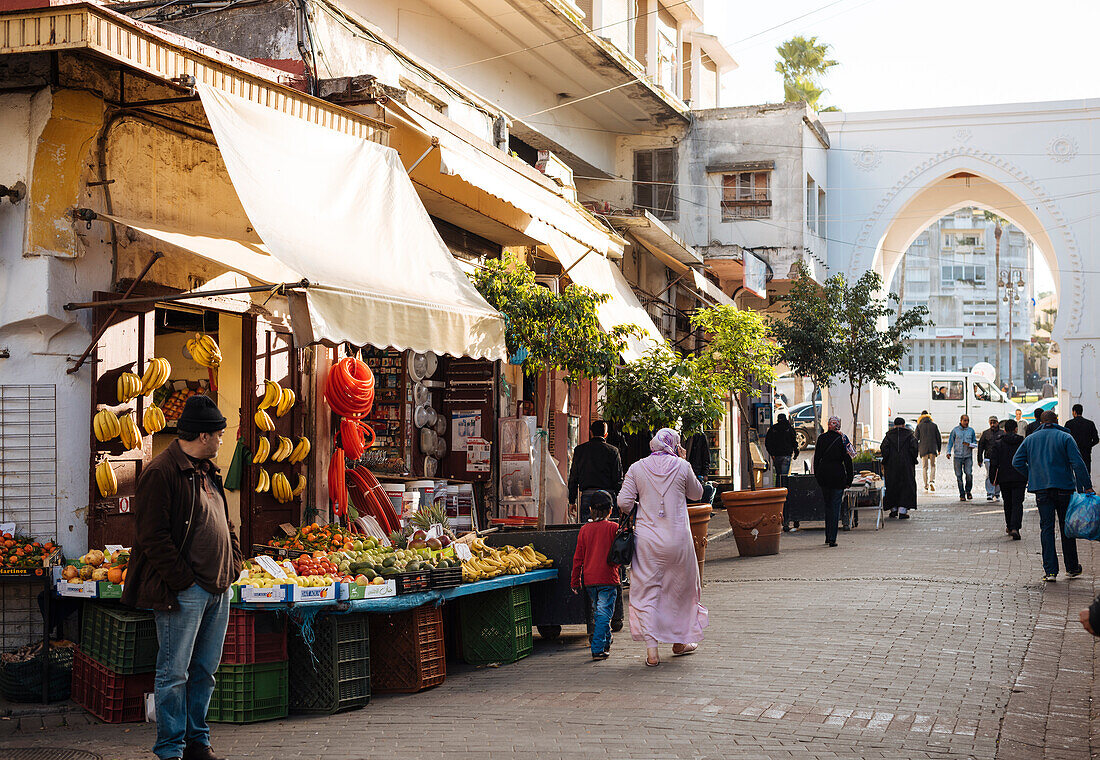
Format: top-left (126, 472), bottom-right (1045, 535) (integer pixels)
top-left (459, 585), bottom-right (533, 665)
top-left (207, 661), bottom-right (288, 723)
top-left (0, 643), bottom-right (73, 703)
top-left (71, 647), bottom-right (154, 723)
top-left (428, 566), bottom-right (463, 589)
top-left (288, 612), bottom-right (370, 714)
top-left (80, 603), bottom-right (158, 674)
top-left (369, 604), bottom-right (446, 693)
top-left (395, 570), bottom-right (431, 595)
top-left (221, 609), bottom-right (287, 665)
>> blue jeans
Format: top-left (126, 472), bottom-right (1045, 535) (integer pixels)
top-left (586, 585), bottom-right (617, 655)
top-left (821, 488), bottom-right (844, 544)
top-left (153, 584), bottom-right (230, 759)
top-left (773, 456), bottom-right (792, 487)
top-left (983, 458), bottom-right (1000, 498)
top-left (953, 455), bottom-right (973, 497)
top-left (1035, 489), bottom-right (1082, 576)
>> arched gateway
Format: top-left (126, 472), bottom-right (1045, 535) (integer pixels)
top-left (820, 100), bottom-right (1100, 438)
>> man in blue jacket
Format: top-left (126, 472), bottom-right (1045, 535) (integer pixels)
top-left (1013, 410), bottom-right (1095, 582)
top-left (947, 415), bottom-right (978, 501)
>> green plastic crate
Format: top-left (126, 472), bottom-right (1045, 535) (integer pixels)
top-left (207, 661), bottom-right (288, 724)
top-left (288, 613), bottom-right (370, 714)
top-left (459, 585), bottom-right (533, 665)
top-left (80, 603), bottom-right (158, 674)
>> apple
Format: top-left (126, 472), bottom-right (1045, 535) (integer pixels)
top-left (355, 574), bottom-right (369, 586)
top-left (411, 530), bottom-right (427, 541)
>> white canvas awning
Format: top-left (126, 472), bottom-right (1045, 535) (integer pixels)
top-left (195, 84), bottom-right (506, 361)
top-left (691, 270), bottom-right (735, 306)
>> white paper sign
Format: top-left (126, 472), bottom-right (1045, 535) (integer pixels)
top-left (454, 543), bottom-right (473, 561)
top-left (0, 523), bottom-right (15, 535)
top-left (105, 544), bottom-right (125, 554)
top-left (466, 437), bottom-right (490, 472)
top-left (451, 410), bottom-right (481, 452)
top-left (118, 497), bottom-right (131, 514)
top-left (425, 524), bottom-right (443, 540)
top-left (255, 555), bottom-right (288, 580)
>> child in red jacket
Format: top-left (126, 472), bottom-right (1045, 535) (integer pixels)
top-left (571, 491), bottom-right (621, 660)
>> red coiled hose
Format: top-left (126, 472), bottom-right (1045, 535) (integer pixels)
top-left (340, 418), bottom-right (376, 461)
top-left (328, 447), bottom-right (347, 517)
top-left (324, 358), bottom-right (375, 418)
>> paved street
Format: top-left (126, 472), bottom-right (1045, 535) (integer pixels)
top-left (4, 461), bottom-right (1100, 760)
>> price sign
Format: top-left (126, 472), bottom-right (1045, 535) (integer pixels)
top-left (0, 523), bottom-right (15, 535)
top-left (454, 543), bottom-right (473, 561)
top-left (255, 555), bottom-right (288, 580)
top-left (425, 524), bottom-right (444, 540)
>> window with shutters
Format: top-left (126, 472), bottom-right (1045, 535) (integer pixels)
top-left (634, 148), bottom-right (678, 220)
top-left (721, 171), bottom-right (771, 220)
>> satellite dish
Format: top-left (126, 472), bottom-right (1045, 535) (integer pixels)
top-left (971, 362), bottom-right (996, 382)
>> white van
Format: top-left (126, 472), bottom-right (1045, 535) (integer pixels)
top-left (887, 371), bottom-right (1019, 432)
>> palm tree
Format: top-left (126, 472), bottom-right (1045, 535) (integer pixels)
top-left (776, 36), bottom-right (838, 111)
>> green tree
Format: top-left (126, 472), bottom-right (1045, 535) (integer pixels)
top-left (776, 35), bottom-right (838, 111)
top-left (770, 261), bottom-right (843, 441)
top-left (690, 305), bottom-right (781, 489)
top-left (836, 271), bottom-right (930, 443)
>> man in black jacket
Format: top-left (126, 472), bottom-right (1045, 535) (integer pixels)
top-left (977, 416), bottom-right (1004, 502)
top-left (1026, 408), bottom-right (1043, 437)
top-left (813, 416), bottom-right (854, 547)
top-left (765, 414), bottom-right (799, 531)
top-left (568, 420), bottom-right (624, 522)
top-left (989, 419), bottom-right (1027, 539)
top-left (1065, 404), bottom-right (1100, 472)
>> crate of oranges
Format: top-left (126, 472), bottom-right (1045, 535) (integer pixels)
top-left (0, 532), bottom-right (60, 581)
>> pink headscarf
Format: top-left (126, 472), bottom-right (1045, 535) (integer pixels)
top-left (650, 428), bottom-right (681, 456)
top-left (638, 428), bottom-right (685, 502)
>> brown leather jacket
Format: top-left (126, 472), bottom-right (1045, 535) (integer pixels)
top-left (120, 439), bottom-right (242, 612)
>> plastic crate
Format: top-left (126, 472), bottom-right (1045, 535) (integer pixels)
top-left (0, 643), bottom-right (73, 703)
top-left (459, 585), bottom-right (533, 665)
top-left (207, 661), bottom-right (288, 723)
top-left (429, 566), bottom-right (463, 589)
top-left (369, 604), bottom-right (446, 693)
top-left (287, 613), bottom-right (370, 714)
top-left (221, 610), bottom-right (287, 665)
top-left (395, 570), bottom-right (431, 594)
top-left (71, 648), bottom-right (154, 723)
top-left (80, 603), bottom-right (158, 674)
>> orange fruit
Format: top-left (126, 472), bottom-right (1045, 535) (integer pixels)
top-left (107, 567), bottom-right (123, 584)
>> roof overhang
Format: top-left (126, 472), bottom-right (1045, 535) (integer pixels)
top-left (689, 31), bottom-right (737, 72)
top-left (605, 209), bottom-right (702, 269)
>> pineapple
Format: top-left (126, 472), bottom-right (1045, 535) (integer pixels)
top-left (410, 502), bottom-right (451, 535)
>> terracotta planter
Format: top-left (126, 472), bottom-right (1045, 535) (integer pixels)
top-left (721, 488), bottom-right (786, 557)
top-left (686, 504), bottom-right (712, 581)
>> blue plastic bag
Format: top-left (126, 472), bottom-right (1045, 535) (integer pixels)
top-left (1065, 491), bottom-right (1100, 541)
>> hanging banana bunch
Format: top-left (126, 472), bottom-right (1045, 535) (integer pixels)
top-left (142, 405), bottom-right (167, 435)
top-left (93, 410), bottom-right (122, 442)
top-left (118, 412), bottom-right (142, 451)
top-left (95, 459), bottom-right (117, 497)
top-left (288, 436), bottom-right (311, 464)
top-left (117, 372), bottom-right (143, 404)
top-left (186, 333), bottom-right (222, 369)
top-left (258, 380), bottom-right (282, 410)
top-left (252, 436), bottom-right (271, 464)
top-left (140, 358), bottom-right (172, 396)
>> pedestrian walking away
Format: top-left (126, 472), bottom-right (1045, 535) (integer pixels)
top-left (121, 396), bottom-right (241, 760)
top-left (1025, 408), bottom-right (1042, 437)
top-left (914, 410), bottom-right (941, 492)
top-left (881, 417), bottom-right (918, 518)
top-left (947, 414), bottom-right (978, 501)
top-left (570, 491), bottom-right (621, 661)
top-left (814, 417), bottom-right (855, 547)
top-left (1064, 404), bottom-right (1099, 473)
top-left (616, 428), bottom-right (707, 667)
top-left (989, 419), bottom-right (1027, 540)
top-left (1012, 410), bottom-right (1094, 582)
top-left (977, 416), bottom-right (1004, 501)
top-left (568, 420), bottom-right (624, 523)
top-left (765, 413), bottom-right (799, 531)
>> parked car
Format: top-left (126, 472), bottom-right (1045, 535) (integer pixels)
top-left (787, 401), bottom-right (823, 451)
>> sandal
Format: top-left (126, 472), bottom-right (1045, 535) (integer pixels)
top-left (672, 643), bottom-right (698, 656)
top-left (645, 656), bottom-right (660, 667)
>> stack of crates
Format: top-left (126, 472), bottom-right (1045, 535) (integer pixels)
top-left (369, 604), bottom-right (446, 693)
top-left (288, 612), bottom-right (371, 714)
top-left (72, 603), bottom-right (159, 723)
top-left (207, 609), bottom-right (289, 723)
top-left (459, 585), bottom-right (534, 665)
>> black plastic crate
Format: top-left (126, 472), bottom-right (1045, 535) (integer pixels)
top-left (429, 566), bottom-right (463, 589)
top-left (395, 570), bottom-right (431, 595)
top-left (287, 612), bottom-right (370, 714)
top-left (0, 643), bottom-right (73, 703)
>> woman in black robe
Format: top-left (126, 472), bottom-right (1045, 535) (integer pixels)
top-left (880, 417), bottom-right (919, 518)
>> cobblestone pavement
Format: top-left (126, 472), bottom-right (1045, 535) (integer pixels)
top-left (4, 460), bottom-right (1099, 760)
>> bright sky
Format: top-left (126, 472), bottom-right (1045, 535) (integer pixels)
top-left (704, 0), bottom-right (1077, 295)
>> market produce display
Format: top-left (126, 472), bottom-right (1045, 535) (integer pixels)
top-left (93, 410), bottom-right (121, 443)
top-left (460, 537), bottom-right (551, 582)
top-left (142, 404), bottom-right (166, 434)
top-left (2, 532), bottom-right (57, 568)
top-left (186, 333), bottom-right (222, 368)
top-left (270, 523), bottom-right (361, 553)
top-left (139, 357), bottom-right (171, 396)
top-left (60, 548), bottom-right (128, 583)
top-left (116, 372), bottom-right (143, 404)
top-left (160, 385), bottom-right (200, 421)
top-left (94, 459), bottom-right (117, 497)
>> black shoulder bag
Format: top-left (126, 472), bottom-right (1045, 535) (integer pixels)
top-left (607, 505), bottom-right (638, 566)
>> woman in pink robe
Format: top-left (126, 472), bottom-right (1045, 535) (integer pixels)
top-left (617, 428), bottom-right (708, 666)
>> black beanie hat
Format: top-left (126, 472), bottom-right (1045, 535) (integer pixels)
top-left (177, 395), bottom-right (227, 433)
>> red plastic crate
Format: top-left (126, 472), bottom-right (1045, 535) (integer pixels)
top-left (221, 610), bottom-right (287, 665)
top-left (72, 648), bottom-right (154, 723)
top-left (368, 604), bottom-right (445, 693)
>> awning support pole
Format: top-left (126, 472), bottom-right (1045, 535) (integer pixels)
top-left (66, 251), bottom-right (164, 374)
top-left (407, 138), bottom-right (439, 173)
top-left (558, 247), bottom-right (594, 283)
top-left (64, 280), bottom-right (311, 312)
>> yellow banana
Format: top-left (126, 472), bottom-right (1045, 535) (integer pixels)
top-left (291, 474), bottom-right (307, 497)
top-left (254, 410), bottom-right (275, 432)
top-left (140, 358), bottom-right (171, 395)
top-left (95, 460), bottom-right (117, 497)
top-left (142, 405), bottom-right (166, 434)
top-left (119, 412), bottom-right (142, 451)
top-left (190, 333), bottom-right (222, 368)
top-left (258, 380), bottom-right (281, 410)
top-left (117, 372), bottom-right (142, 403)
top-left (271, 472), bottom-right (292, 503)
top-left (94, 410), bottom-right (121, 442)
top-left (271, 436), bottom-right (293, 462)
top-left (252, 436), bottom-right (270, 464)
top-left (255, 468), bottom-right (270, 493)
top-left (288, 436), bottom-right (311, 464)
top-left (276, 387), bottom-right (295, 417)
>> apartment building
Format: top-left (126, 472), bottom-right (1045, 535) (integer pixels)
top-left (889, 208), bottom-right (1035, 387)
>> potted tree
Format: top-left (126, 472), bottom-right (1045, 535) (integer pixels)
top-left (689, 306), bottom-right (783, 557)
